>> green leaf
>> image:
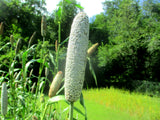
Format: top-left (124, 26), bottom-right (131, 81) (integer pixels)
top-left (65, 0), bottom-right (72, 4)
top-left (80, 93), bottom-right (87, 120)
top-left (25, 59), bottom-right (39, 75)
top-left (22, 50), bottom-right (28, 71)
top-left (75, 4), bottom-right (84, 9)
top-left (15, 71), bottom-right (21, 81)
top-left (0, 42), bottom-right (10, 51)
top-left (9, 61), bottom-right (16, 75)
top-left (0, 77), bottom-right (6, 82)
top-left (88, 57), bottom-right (98, 87)
top-left (59, 37), bottom-right (69, 47)
top-left (48, 95), bottom-right (65, 104)
top-left (62, 107), bottom-right (69, 113)
top-left (36, 59), bottom-right (43, 64)
top-left (56, 84), bottom-right (64, 95)
top-left (55, 7), bottom-right (62, 22)
top-left (39, 80), bottom-right (45, 91)
top-left (0, 70), bottom-right (7, 74)
top-left (73, 106), bottom-right (85, 116)
top-left (22, 45), bottom-right (36, 77)
top-left (49, 51), bottom-right (56, 66)
top-left (65, 101), bottom-right (85, 117)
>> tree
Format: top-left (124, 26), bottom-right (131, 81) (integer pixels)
top-left (97, 0), bottom-right (150, 88)
top-left (89, 13), bottom-right (109, 44)
top-left (0, 0), bottom-right (47, 45)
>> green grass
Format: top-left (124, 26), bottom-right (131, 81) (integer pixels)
top-left (83, 100), bottom-right (137, 120)
top-left (45, 87), bottom-right (160, 120)
top-left (81, 87), bottom-right (160, 120)
top-left (55, 97), bottom-right (136, 120)
top-left (1, 87), bottom-right (160, 120)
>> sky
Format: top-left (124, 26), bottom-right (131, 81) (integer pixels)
top-left (45, 0), bottom-right (106, 18)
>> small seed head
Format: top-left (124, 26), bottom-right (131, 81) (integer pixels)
top-left (41, 15), bottom-right (47, 37)
top-left (55, 40), bottom-right (58, 52)
top-left (1, 82), bottom-right (8, 116)
top-left (32, 115), bottom-right (38, 120)
top-left (87, 43), bottom-right (99, 57)
top-left (31, 82), bottom-right (36, 93)
top-left (10, 35), bottom-right (14, 47)
top-left (0, 22), bottom-right (4, 35)
top-left (28, 31), bottom-right (36, 47)
top-left (49, 71), bottom-right (63, 98)
top-left (15, 38), bottom-right (22, 54)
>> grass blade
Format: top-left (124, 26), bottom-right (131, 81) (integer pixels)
top-left (88, 57), bottom-right (98, 87)
top-left (25, 59), bottom-right (39, 75)
top-left (48, 95), bottom-right (65, 104)
top-left (75, 4), bottom-right (84, 9)
top-left (65, 101), bottom-right (85, 117)
top-left (59, 37), bottom-right (69, 47)
top-left (0, 42), bottom-right (10, 52)
top-left (80, 93), bottom-right (87, 120)
top-left (56, 84), bottom-right (64, 95)
top-left (49, 51), bottom-right (56, 67)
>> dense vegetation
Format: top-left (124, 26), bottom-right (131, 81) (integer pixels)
top-left (1, 0), bottom-right (160, 96)
top-left (89, 0), bottom-right (160, 95)
top-left (1, 0), bottom-right (160, 119)
top-left (83, 88), bottom-right (160, 120)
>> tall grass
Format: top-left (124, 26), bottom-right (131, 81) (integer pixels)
top-left (0, 1), bottom-right (88, 120)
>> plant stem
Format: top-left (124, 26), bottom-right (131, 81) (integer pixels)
top-left (43, 37), bottom-right (45, 44)
top-left (69, 102), bottom-right (74, 120)
top-left (56, 22), bottom-right (61, 72)
top-left (41, 103), bottom-right (48, 120)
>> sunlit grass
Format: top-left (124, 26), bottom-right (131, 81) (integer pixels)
top-left (82, 87), bottom-right (160, 120)
top-left (1, 87), bottom-right (160, 120)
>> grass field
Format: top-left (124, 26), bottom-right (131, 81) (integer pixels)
top-left (1, 87), bottom-right (160, 120)
top-left (50, 87), bottom-right (160, 120)
top-left (81, 87), bottom-right (160, 120)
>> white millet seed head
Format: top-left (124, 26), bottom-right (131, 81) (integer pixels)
top-left (65, 12), bottom-right (89, 102)
top-left (1, 82), bottom-right (8, 116)
top-left (41, 15), bottom-right (47, 37)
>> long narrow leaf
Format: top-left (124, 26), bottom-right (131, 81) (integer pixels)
top-left (0, 70), bottom-right (7, 74)
top-left (62, 107), bottom-right (69, 113)
top-left (75, 4), bottom-right (84, 9)
top-left (57, 7), bottom-right (62, 21)
top-left (73, 106), bottom-right (85, 116)
top-left (48, 95), bottom-right (65, 104)
top-left (65, 0), bottom-right (72, 4)
top-left (22, 50), bottom-right (28, 72)
top-left (59, 37), bottom-right (69, 47)
top-left (25, 59), bottom-right (39, 75)
top-left (65, 101), bottom-right (85, 117)
top-left (49, 51), bottom-right (56, 66)
top-left (22, 45), bottom-right (36, 76)
top-left (0, 77), bottom-right (6, 82)
top-left (9, 61), bottom-right (16, 75)
top-left (56, 84), bottom-right (64, 95)
top-left (36, 59), bottom-right (49, 67)
top-left (88, 57), bottom-right (98, 87)
top-left (80, 93), bottom-right (87, 120)
top-left (0, 42), bottom-right (10, 51)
